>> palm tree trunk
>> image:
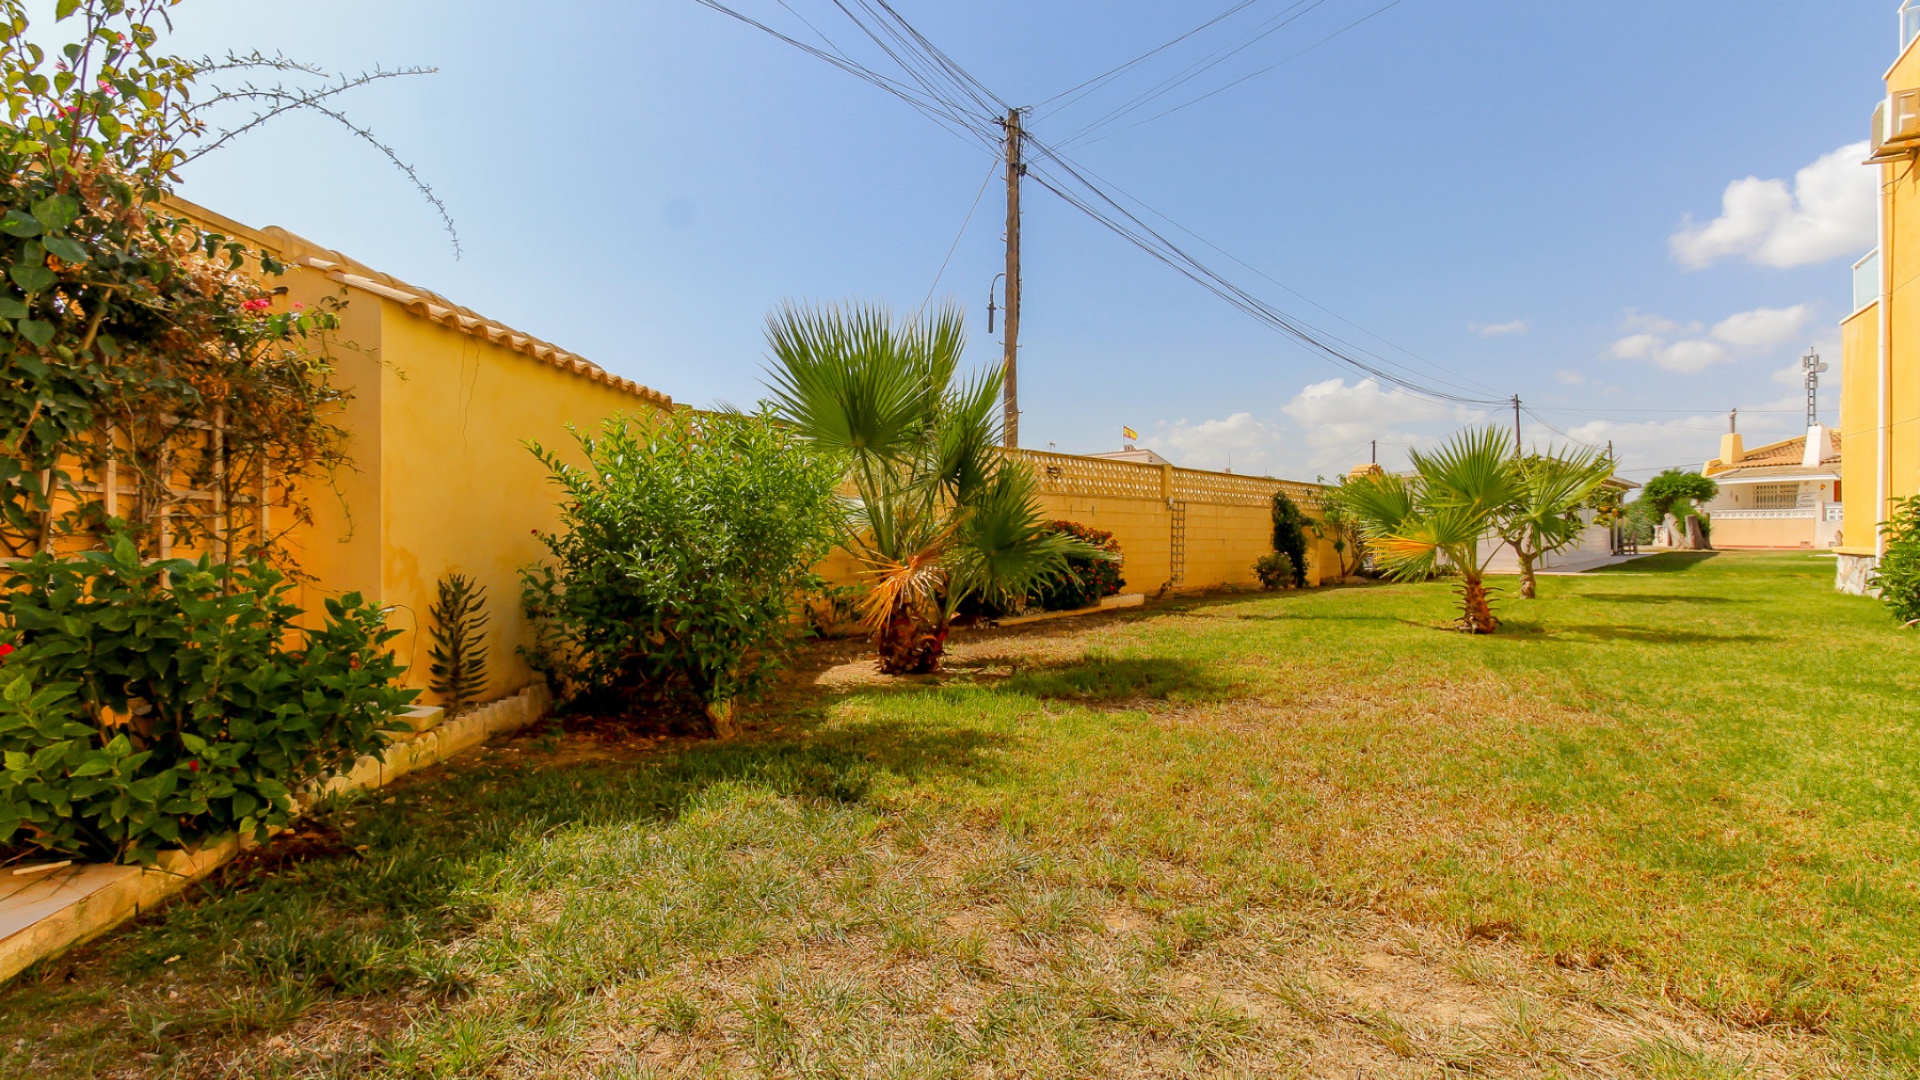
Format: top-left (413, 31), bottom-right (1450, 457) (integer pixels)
top-left (1459, 574), bottom-right (1499, 634)
top-left (1517, 551), bottom-right (1537, 600)
top-left (874, 602), bottom-right (947, 674)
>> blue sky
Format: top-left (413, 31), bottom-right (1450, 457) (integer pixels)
top-left (143, 0), bottom-right (1891, 479)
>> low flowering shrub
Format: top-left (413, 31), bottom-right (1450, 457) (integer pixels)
top-left (0, 538), bottom-right (415, 865)
top-left (1028, 521), bottom-right (1124, 611)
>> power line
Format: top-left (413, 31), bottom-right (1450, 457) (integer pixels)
top-left (1036, 0), bottom-right (1266, 113)
top-left (692, 0), bottom-right (1496, 410)
top-left (919, 157), bottom-right (1000, 314)
top-left (1081, 0), bottom-right (1413, 146)
top-left (1057, 0), bottom-right (1329, 147)
top-left (1023, 133), bottom-right (1503, 406)
top-left (689, 0), bottom-right (998, 150)
top-left (1023, 138), bottom-right (1506, 401)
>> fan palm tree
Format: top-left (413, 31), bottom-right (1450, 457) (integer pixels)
top-left (1495, 448), bottom-right (1618, 599)
top-left (764, 301), bottom-right (1096, 673)
top-left (1340, 426), bottom-right (1519, 633)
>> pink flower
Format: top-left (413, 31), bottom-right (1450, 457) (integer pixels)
top-left (0, 643), bottom-right (14, 661)
top-left (291, 301), bottom-right (303, 310)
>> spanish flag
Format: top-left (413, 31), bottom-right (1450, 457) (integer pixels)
top-left (1122, 426), bottom-right (1138, 441)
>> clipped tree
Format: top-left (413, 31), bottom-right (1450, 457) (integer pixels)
top-left (1494, 448), bottom-right (1617, 599)
top-left (1871, 496), bottom-right (1920, 625)
top-left (427, 572), bottom-right (490, 716)
top-left (1638, 469), bottom-right (1718, 549)
top-left (521, 409), bottom-right (841, 736)
top-left (763, 302), bottom-right (1103, 674)
top-left (1269, 490), bottom-right (1311, 587)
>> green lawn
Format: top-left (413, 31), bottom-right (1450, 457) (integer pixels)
top-left (5, 552), bottom-right (1916, 1078)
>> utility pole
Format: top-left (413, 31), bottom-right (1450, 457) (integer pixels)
top-left (1000, 107), bottom-right (1025, 449)
top-left (1511, 394), bottom-right (1522, 455)
top-left (1370, 439), bottom-right (1376, 465)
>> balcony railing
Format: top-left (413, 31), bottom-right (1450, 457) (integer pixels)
top-left (1856, 249), bottom-right (1882, 312)
top-left (1710, 508), bottom-right (1817, 520)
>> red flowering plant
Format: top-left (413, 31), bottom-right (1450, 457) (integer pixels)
top-left (1026, 520), bottom-right (1125, 611)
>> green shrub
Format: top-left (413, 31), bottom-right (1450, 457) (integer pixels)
top-left (1270, 491), bottom-right (1311, 587)
top-left (1872, 496), bottom-right (1920, 624)
top-left (1027, 521), bottom-right (1124, 611)
top-left (0, 538), bottom-right (414, 864)
top-left (1254, 552), bottom-right (1295, 590)
top-left (521, 410), bottom-right (841, 731)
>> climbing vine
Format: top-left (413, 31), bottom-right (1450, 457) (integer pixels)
top-left (0, 0), bottom-right (444, 562)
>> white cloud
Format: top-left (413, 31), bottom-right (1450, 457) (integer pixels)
top-left (1146, 378), bottom-right (1490, 478)
top-left (1709, 304), bottom-right (1809, 350)
top-left (1565, 394), bottom-right (1810, 477)
top-left (1470, 319), bottom-right (1529, 337)
top-left (1605, 331), bottom-right (1728, 373)
top-left (1554, 369), bottom-right (1587, 386)
top-left (1280, 377), bottom-right (1485, 471)
top-left (1604, 304), bottom-right (1812, 374)
top-left (1670, 143), bottom-right (1874, 269)
top-left (1621, 311), bottom-right (1694, 335)
top-left (1152, 412), bottom-right (1283, 472)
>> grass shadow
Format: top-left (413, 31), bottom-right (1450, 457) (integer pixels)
top-left (999, 655), bottom-right (1232, 705)
top-left (1586, 552), bottom-right (1719, 574)
top-left (1575, 593), bottom-right (1746, 606)
top-left (1511, 624), bottom-right (1778, 646)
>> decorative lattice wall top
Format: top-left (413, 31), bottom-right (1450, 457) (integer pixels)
top-left (1011, 449), bottom-right (1165, 500)
top-left (1007, 449), bottom-right (1325, 509)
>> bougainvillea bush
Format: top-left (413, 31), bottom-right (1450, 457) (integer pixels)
top-left (1027, 520), bottom-right (1124, 611)
top-left (0, 538), bottom-right (414, 865)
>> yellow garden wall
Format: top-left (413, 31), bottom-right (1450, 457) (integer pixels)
top-left (819, 450), bottom-right (1333, 600)
top-left (372, 310), bottom-right (666, 701)
top-left (170, 198), bottom-right (674, 706)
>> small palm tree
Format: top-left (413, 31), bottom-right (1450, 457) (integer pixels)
top-left (1496, 448), bottom-right (1618, 599)
top-left (764, 302), bottom-right (1096, 673)
top-left (1341, 427), bottom-right (1518, 633)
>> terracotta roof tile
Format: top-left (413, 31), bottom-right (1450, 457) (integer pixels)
top-left (163, 197), bottom-right (673, 410)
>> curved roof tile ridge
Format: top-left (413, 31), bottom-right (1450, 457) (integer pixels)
top-left (161, 197), bottom-right (673, 409)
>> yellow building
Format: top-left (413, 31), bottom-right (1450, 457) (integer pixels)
top-left (1840, 2), bottom-right (1920, 591)
top-left (171, 199), bottom-right (675, 705)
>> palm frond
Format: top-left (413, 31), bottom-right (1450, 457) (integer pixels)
top-left (947, 465), bottom-right (1106, 613)
top-left (1410, 426), bottom-right (1520, 517)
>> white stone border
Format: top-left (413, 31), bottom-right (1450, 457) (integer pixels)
top-left (0, 683), bottom-right (550, 985)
